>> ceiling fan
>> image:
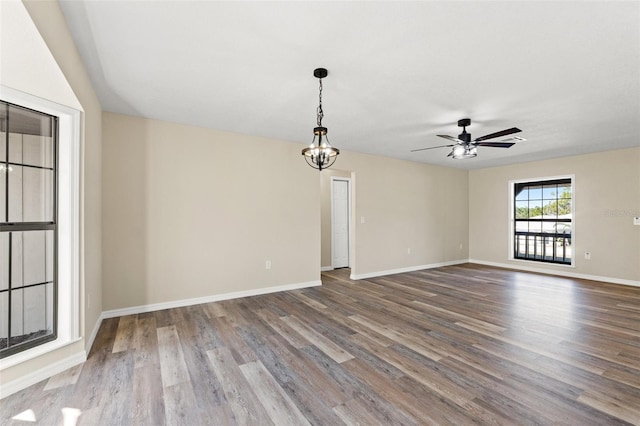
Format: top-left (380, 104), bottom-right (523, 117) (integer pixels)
top-left (411, 118), bottom-right (524, 159)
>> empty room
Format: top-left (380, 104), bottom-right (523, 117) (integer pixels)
top-left (1, 0), bottom-right (639, 424)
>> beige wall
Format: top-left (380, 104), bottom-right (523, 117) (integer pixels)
top-left (102, 113), bottom-right (470, 309)
top-left (1, 0), bottom-right (102, 386)
top-left (469, 147), bottom-right (640, 282)
top-left (102, 113), bottom-right (321, 310)
top-left (337, 152), bottom-right (469, 276)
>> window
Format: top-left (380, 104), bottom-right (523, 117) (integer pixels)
top-left (1, 102), bottom-right (57, 358)
top-left (0, 87), bottom-right (80, 369)
top-left (513, 177), bottom-right (573, 265)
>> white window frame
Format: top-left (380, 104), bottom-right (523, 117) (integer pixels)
top-left (508, 174), bottom-right (575, 268)
top-left (0, 85), bottom-right (81, 369)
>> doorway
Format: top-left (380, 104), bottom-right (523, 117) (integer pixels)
top-left (331, 177), bottom-right (351, 269)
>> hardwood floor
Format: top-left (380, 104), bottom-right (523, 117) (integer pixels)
top-left (2, 264), bottom-right (639, 425)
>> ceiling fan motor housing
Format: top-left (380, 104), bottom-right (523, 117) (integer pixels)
top-left (457, 118), bottom-right (472, 144)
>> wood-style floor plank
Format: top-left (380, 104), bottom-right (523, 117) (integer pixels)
top-left (1, 264), bottom-right (639, 425)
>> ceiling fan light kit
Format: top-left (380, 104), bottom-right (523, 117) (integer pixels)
top-left (411, 118), bottom-right (524, 159)
top-left (301, 68), bottom-right (340, 171)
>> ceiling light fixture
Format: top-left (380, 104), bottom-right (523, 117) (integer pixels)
top-left (451, 145), bottom-right (477, 159)
top-left (301, 68), bottom-right (339, 171)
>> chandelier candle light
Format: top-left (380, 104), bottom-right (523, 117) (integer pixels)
top-left (302, 68), bottom-right (340, 171)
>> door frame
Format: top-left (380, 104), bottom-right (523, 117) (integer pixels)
top-left (330, 176), bottom-right (352, 269)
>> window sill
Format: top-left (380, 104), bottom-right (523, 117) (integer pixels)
top-left (508, 257), bottom-right (576, 268)
top-left (0, 336), bottom-right (82, 370)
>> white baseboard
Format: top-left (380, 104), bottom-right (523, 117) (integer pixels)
top-left (86, 312), bottom-right (106, 356)
top-left (102, 280), bottom-right (322, 319)
top-left (0, 351), bottom-right (86, 399)
top-left (350, 259), bottom-right (468, 280)
top-left (320, 266), bottom-right (334, 272)
top-left (468, 259), bottom-right (640, 287)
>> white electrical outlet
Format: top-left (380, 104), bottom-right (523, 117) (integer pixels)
top-left (361, 216), bottom-right (365, 224)
top-left (407, 248), bottom-right (411, 254)
top-left (265, 260), bottom-right (272, 270)
top-left (584, 252), bottom-right (591, 260)
top-left (634, 217), bottom-right (640, 225)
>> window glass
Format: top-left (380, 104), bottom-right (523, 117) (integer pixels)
top-left (0, 101), bottom-right (57, 358)
top-left (513, 178), bottom-right (572, 265)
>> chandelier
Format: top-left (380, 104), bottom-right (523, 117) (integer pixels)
top-left (301, 68), bottom-right (339, 171)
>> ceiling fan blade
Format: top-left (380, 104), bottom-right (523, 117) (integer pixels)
top-left (475, 127), bottom-right (521, 141)
top-left (411, 144), bottom-right (455, 152)
top-left (492, 136), bottom-right (526, 143)
top-left (475, 142), bottom-right (516, 148)
top-left (437, 134), bottom-right (463, 143)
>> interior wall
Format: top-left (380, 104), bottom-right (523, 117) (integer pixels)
top-left (320, 169), bottom-right (352, 269)
top-left (102, 113), bottom-right (321, 310)
top-left (469, 147), bottom-right (640, 282)
top-left (102, 113), bottom-right (470, 309)
top-left (336, 151), bottom-right (470, 277)
top-left (1, 0), bottom-right (102, 386)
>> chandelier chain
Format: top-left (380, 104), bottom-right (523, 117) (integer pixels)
top-left (317, 78), bottom-right (324, 127)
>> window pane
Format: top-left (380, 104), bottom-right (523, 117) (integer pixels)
top-left (0, 132), bottom-right (5, 162)
top-left (529, 222), bottom-right (542, 233)
top-left (11, 232), bottom-right (23, 288)
top-left (8, 133), bottom-right (22, 164)
top-left (515, 201), bottom-right (529, 219)
top-left (0, 233), bottom-right (7, 291)
top-left (0, 165), bottom-right (5, 223)
top-left (46, 283), bottom-right (54, 332)
top-left (515, 186), bottom-right (529, 201)
top-left (528, 199), bottom-right (542, 218)
top-left (528, 186), bottom-right (542, 200)
top-left (542, 185), bottom-right (557, 200)
top-left (515, 221), bottom-right (528, 232)
top-left (22, 135), bottom-right (53, 169)
top-left (8, 165), bottom-right (54, 222)
top-left (24, 285), bottom-right (47, 334)
top-left (11, 288), bottom-right (23, 337)
top-left (7, 105), bottom-right (53, 139)
top-left (543, 200), bottom-right (558, 218)
top-left (0, 292), bottom-right (7, 349)
top-left (11, 230), bottom-right (52, 287)
top-left (8, 132), bottom-right (54, 169)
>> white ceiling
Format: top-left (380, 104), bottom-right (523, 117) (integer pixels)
top-left (59, 1), bottom-right (640, 169)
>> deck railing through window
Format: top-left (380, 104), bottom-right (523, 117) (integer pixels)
top-left (514, 231), bottom-right (572, 264)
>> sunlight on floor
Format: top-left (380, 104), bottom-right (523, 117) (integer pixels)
top-left (12, 407), bottom-right (81, 425)
top-left (511, 274), bottom-right (577, 332)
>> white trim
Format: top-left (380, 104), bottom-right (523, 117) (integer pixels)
top-left (86, 312), bottom-right (105, 355)
top-left (350, 259), bottom-right (468, 280)
top-left (0, 349), bottom-right (86, 399)
top-left (0, 86), bottom-right (82, 365)
top-left (102, 280), bottom-right (322, 319)
top-left (469, 259), bottom-right (640, 288)
top-left (320, 266), bottom-right (334, 272)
